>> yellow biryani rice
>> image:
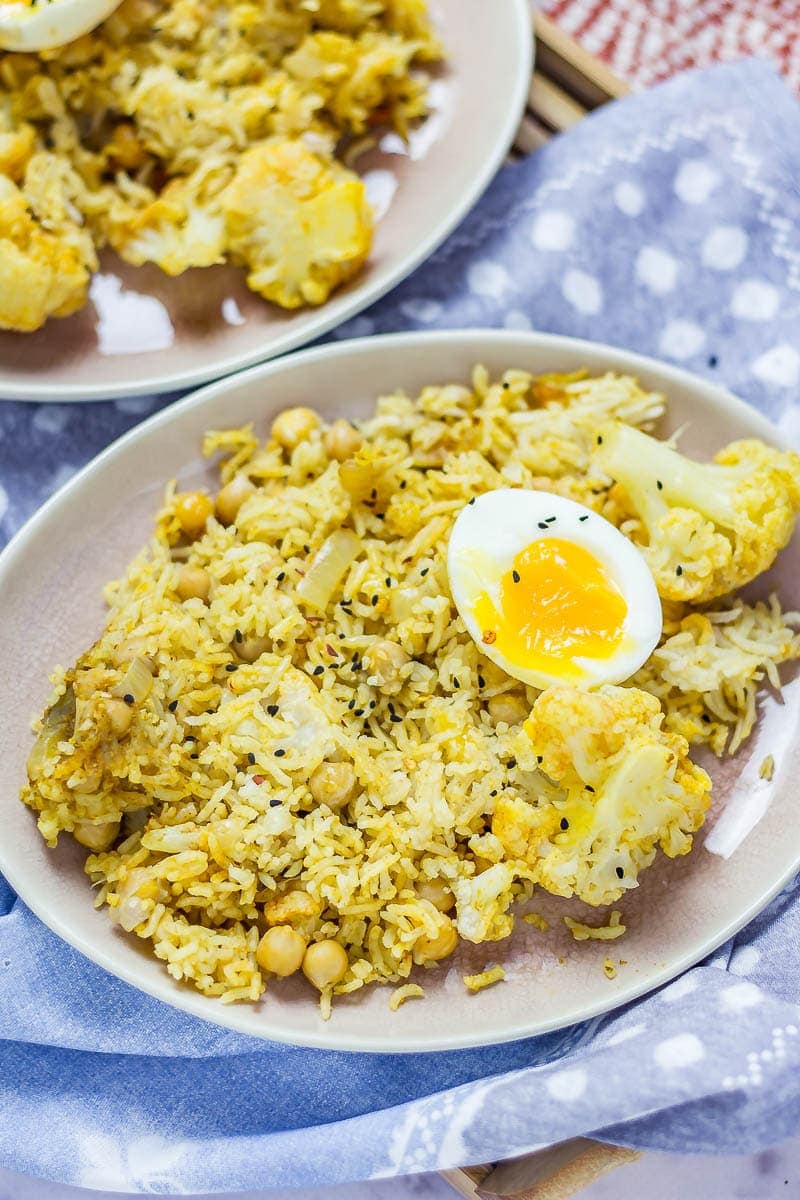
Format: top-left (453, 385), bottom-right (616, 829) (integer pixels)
top-left (21, 366), bottom-right (800, 1010)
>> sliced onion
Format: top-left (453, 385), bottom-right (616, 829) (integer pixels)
top-left (296, 530), bottom-right (362, 612)
top-left (111, 655), bottom-right (154, 704)
top-left (27, 686), bottom-right (75, 780)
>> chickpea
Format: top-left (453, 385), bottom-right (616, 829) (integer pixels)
top-left (175, 565), bottom-right (211, 602)
top-left (233, 633), bottom-right (270, 663)
top-left (215, 474), bottom-right (256, 526)
top-left (324, 419), bottom-right (362, 462)
top-left (309, 761), bottom-right (356, 810)
top-left (417, 879), bottom-right (454, 912)
top-left (365, 640), bottom-right (411, 695)
top-left (73, 819), bottom-right (120, 852)
top-left (256, 924), bottom-right (307, 977)
top-left (174, 491), bottom-right (214, 540)
top-left (271, 406), bottom-right (320, 451)
top-left (413, 914), bottom-right (458, 964)
top-left (487, 693), bottom-right (528, 728)
top-left (302, 939), bottom-right (349, 989)
top-left (105, 697), bottom-right (134, 737)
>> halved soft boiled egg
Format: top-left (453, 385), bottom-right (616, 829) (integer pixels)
top-left (0, 0), bottom-right (121, 52)
top-left (448, 489), bottom-right (662, 689)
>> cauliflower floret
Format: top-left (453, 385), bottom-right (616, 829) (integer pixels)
top-left (596, 422), bottom-right (800, 603)
top-left (105, 173), bottom-right (227, 275)
top-left (221, 137), bottom-right (372, 308)
top-left (0, 171), bottom-right (95, 332)
top-left (452, 862), bottom-right (515, 944)
top-left (492, 684), bottom-right (711, 906)
top-left (0, 122), bottom-right (36, 181)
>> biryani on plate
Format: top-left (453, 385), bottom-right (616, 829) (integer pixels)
top-left (0, 0), bottom-right (441, 332)
top-left (22, 367), bottom-right (800, 1014)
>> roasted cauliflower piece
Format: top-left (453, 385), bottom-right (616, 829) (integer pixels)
top-left (105, 172), bottom-right (227, 275)
top-left (596, 422), bottom-right (800, 603)
top-left (492, 684), bottom-right (711, 906)
top-left (221, 137), bottom-right (373, 308)
top-left (0, 165), bottom-right (96, 332)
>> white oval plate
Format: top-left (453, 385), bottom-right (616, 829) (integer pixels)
top-left (1, 331), bottom-right (798, 1052)
top-left (0, 0), bottom-right (531, 402)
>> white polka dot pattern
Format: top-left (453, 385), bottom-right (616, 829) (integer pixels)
top-left (561, 269), bottom-right (603, 315)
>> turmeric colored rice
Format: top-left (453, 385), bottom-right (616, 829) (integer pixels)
top-left (21, 367), bottom-right (800, 1009)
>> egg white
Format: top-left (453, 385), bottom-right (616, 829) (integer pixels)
top-left (447, 488), bottom-right (662, 689)
top-left (0, 0), bottom-right (120, 52)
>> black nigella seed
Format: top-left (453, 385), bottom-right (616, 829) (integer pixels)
top-left (676, 565), bottom-right (683, 576)
top-left (512, 570), bottom-right (521, 583)
top-left (235, 629), bottom-right (243, 643)
top-left (490, 789), bottom-right (498, 797)
top-left (616, 866), bottom-right (624, 879)
top-left (370, 488), bottom-right (377, 500)
top-left (277, 571), bottom-right (286, 582)
top-left (400, 480), bottom-right (407, 490)
top-left (702, 714), bottom-right (711, 723)
top-left (303, 544), bottom-right (310, 553)
top-left (420, 567), bottom-right (429, 577)
top-left (388, 702), bottom-right (395, 713)
top-left (537, 755), bottom-right (543, 764)
top-left (190, 753), bottom-right (198, 760)
top-left (537, 522), bottom-right (548, 529)
top-left (478, 674), bottom-right (486, 688)
top-left (453, 678), bottom-right (460, 689)
top-left (313, 665), bottom-right (324, 676)
top-left (656, 480), bottom-right (663, 491)
top-left (369, 699), bottom-right (377, 709)
top-left (560, 817), bottom-right (569, 830)
top-left (371, 595), bottom-right (378, 606)
top-left (266, 704), bottom-right (279, 716)
top-left (185, 735), bottom-right (196, 742)
top-left (507, 758), bottom-right (517, 770)
top-left (468, 497), bottom-right (476, 506)
top-left (123, 693), bottom-right (134, 705)
top-left (390, 714), bottom-right (402, 723)
top-left (502, 381), bottom-right (510, 390)
top-left (708, 354), bottom-right (718, 368)
top-left (354, 708), bottom-right (365, 717)
top-left (597, 435), bottom-right (603, 445)
top-left (247, 752), bottom-right (255, 764)
top-left (348, 698), bottom-right (355, 710)
top-left (385, 577), bottom-right (392, 587)
top-left (269, 798), bottom-right (282, 808)
top-left (274, 748), bottom-right (286, 757)
top-left (168, 700), bottom-right (178, 712)
top-left (579, 515), bottom-right (589, 522)
top-left (226, 663), bottom-right (237, 672)
top-left (585, 784), bottom-right (595, 793)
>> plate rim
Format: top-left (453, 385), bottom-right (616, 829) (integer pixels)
top-left (1, 328), bottom-right (797, 1053)
top-left (0, 0), bottom-right (533, 403)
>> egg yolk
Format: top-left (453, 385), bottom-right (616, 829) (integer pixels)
top-left (473, 537), bottom-right (628, 680)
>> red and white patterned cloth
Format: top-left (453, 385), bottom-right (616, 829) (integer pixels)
top-left (540, 0), bottom-right (800, 94)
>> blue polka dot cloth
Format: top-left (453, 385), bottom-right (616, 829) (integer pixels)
top-left (2, 59), bottom-right (800, 1193)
